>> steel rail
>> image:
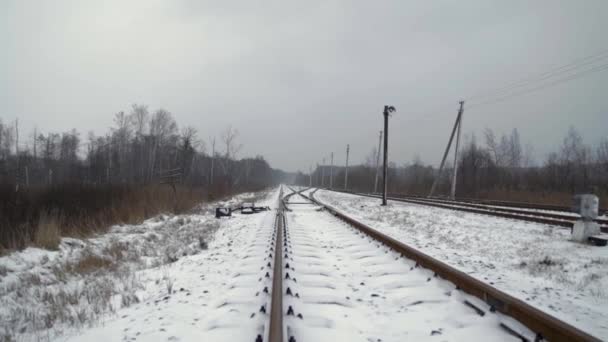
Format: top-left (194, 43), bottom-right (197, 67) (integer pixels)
top-left (389, 193), bottom-right (608, 227)
top-left (377, 191), bottom-right (606, 215)
top-left (303, 188), bottom-right (601, 342)
top-left (329, 189), bottom-right (608, 233)
top-left (268, 187), bottom-right (286, 342)
top-left (455, 196), bottom-right (607, 216)
top-left (381, 191), bottom-right (608, 224)
top-left (389, 195), bottom-right (608, 233)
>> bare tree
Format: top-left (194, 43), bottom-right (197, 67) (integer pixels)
top-left (112, 111), bottom-right (132, 182)
top-left (484, 128), bottom-right (500, 165)
top-left (179, 126), bottom-right (200, 180)
top-left (149, 109), bottom-right (177, 140)
top-left (507, 128), bottom-right (522, 169)
top-left (219, 126), bottom-right (242, 188)
top-left (128, 104), bottom-right (149, 182)
top-left (59, 129), bottom-right (80, 163)
top-left (130, 104), bottom-right (149, 137)
top-left (558, 126), bottom-right (593, 191)
top-left (148, 109), bottom-right (177, 180)
top-left (221, 125), bottom-right (242, 160)
top-left (522, 143), bottom-right (535, 168)
top-left (0, 119), bottom-right (15, 160)
top-left (181, 126), bottom-right (201, 151)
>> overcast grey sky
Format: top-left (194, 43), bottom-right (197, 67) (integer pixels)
top-left (1, 0), bottom-right (607, 172)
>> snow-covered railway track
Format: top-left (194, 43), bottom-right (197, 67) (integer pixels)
top-left (264, 187), bottom-right (601, 342)
top-left (389, 194), bottom-right (608, 230)
top-left (282, 191), bottom-right (520, 341)
top-left (328, 189), bottom-right (608, 233)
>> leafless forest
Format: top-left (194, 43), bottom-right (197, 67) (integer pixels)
top-left (0, 105), bottom-right (288, 251)
top-left (301, 126), bottom-right (608, 207)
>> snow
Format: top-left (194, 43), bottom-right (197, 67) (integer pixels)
top-left (2, 185), bottom-right (603, 340)
top-left (314, 189), bottom-right (608, 339)
top-left (61, 193), bottom-right (279, 342)
top-left (283, 191), bottom-right (527, 341)
top-left (0, 189), bottom-right (280, 341)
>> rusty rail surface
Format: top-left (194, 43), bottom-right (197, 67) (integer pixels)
top-left (304, 188), bottom-right (601, 342)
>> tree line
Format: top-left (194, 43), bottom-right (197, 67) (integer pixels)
top-left (297, 126), bottom-right (608, 206)
top-left (0, 105), bottom-right (289, 251)
top-left (0, 105), bottom-right (286, 191)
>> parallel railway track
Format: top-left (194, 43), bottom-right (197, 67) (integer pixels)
top-left (448, 196), bottom-right (607, 217)
top-left (263, 186), bottom-right (601, 341)
top-left (392, 193), bottom-right (608, 227)
top-left (326, 189), bottom-right (608, 233)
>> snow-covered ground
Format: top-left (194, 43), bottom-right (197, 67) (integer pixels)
top-left (283, 191), bottom-right (527, 341)
top-left (314, 189), bottom-right (608, 339)
top-left (0, 188), bottom-right (280, 342)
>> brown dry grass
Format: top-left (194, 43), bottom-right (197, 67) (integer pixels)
top-left (0, 184), bottom-right (215, 251)
top-left (66, 252), bottom-right (114, 275)
top-left (33, 211), bottom-right (61, 250)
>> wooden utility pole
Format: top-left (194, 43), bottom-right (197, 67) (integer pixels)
top-left (450, 101), bottom-right (465, 199)
top-left (344, 144), bottom-right (350, 190)
top-left (428, 101), bottom-right (464, 198)
top-left (382, 106), bottom-right (396, 206)
top-left (330, 152), bottom-right (334, 189)
top-left (373, 130), bottom-right (383, 194)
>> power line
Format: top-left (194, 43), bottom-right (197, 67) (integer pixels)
top-left (468, 62), bottom-right (608, 108)
top-left (467, 48), bottom-right (608, 102)
top-left (416, 49), bottom-right (608, 119)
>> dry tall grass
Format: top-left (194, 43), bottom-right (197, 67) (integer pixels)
top-left (33, 211), bottom-right (62, 250)
top-left (0, 183), bottom-right (238, 252)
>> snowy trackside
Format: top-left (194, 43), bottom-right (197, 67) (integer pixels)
top-left (314, 189), bottom-right (608, 339)
top-left (0, 188), bottom-right (280, 342)
top-left (62, 190), bottom-right (279, 342)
